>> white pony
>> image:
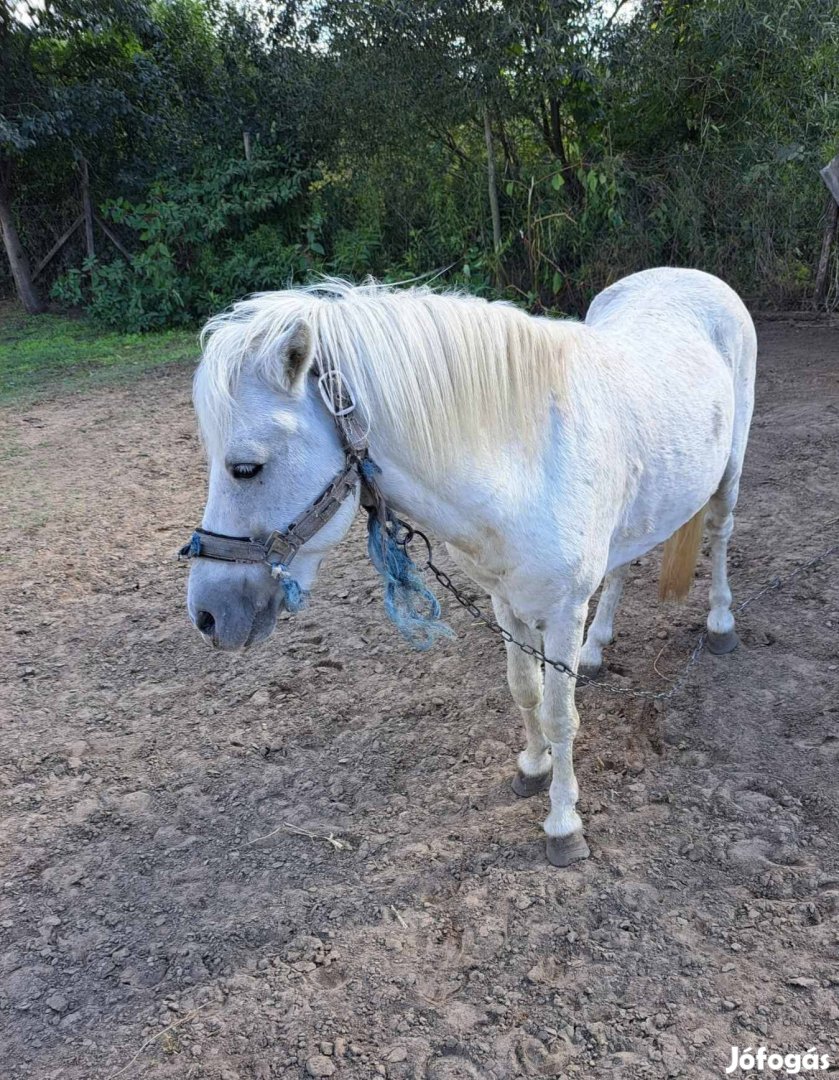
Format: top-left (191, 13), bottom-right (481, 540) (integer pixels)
top-left (185, 267), bottom-right (756, 867)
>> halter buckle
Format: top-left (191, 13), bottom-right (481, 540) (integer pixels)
top-left (317, 369), bottom-right (356, 417)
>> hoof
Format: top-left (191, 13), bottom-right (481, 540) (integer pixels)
top-left (577, 661), bottom-right (602, 680)
top-left (707, 628), bottom-right (739, 655)
top-left (512, 770), bottom-right (551, 798)
top-left (546, 830), bottom-right (590, 867)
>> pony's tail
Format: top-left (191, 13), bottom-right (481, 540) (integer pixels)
top-left (659, 504), bottom-right (707, 601)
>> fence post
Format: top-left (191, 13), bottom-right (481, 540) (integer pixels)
top-left (815, 153), bottom-right (839, 308)
top-left (80, 157), bottom-right (95, 262)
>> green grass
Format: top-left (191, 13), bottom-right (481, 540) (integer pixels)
top-left (0, 302), bottom-right (199, 404)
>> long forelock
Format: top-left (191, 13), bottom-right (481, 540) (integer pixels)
top-left (193, 278), bottom-right (572, 473)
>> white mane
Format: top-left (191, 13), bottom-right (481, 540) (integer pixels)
top-left (194, 279), bottom-right (579, 476)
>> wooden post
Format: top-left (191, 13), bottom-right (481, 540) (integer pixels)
top-left (94, 214), bottom-right (132, 263)
top-left (483, 106), bottom-right (503, 288)
top-left (32, 215), bottom-right (83, 279)
top-left (80, 157), bottom-right (95, 261)
top-left (815, 153), bottom-right (839, 308)
top-left (814, 196), bottom-right (838, 308)
top-left (243, 131), bottom-right (252, 162)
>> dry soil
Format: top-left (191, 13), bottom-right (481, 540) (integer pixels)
top-left (1, 320), bottom-right (838, 1080)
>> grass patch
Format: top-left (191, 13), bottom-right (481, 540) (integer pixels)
top-left (0, 302), bottom-right (199, 404)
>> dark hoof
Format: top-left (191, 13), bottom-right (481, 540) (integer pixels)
top-left (546, 831), bottom-right (590, 867)
top-left (577, 661), bottom-right (602, 680)
top-left (707, 628), bottom-right (739, 655)
top-left (511, 770), bottom-right (551, 798)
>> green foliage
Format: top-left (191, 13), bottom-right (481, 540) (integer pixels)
top-left (52, 152), bottom-right (319, 330)
top-left (3, 0), bottom-right (839, 325)
top-left (600, 0), bottom-right (839, 306)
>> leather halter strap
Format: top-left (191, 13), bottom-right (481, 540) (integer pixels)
top-left (180, 458), bottom-right (362, 571)
top-left (179, 359), bottom-right (384, 575)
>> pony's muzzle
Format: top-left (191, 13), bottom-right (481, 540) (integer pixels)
top-left (187, 562), bottom-right (282, 650)
top-left (188, 597), bottom-right (280, 650)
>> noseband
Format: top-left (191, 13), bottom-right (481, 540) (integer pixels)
top-left (179, 366), bottom-right (385, 580)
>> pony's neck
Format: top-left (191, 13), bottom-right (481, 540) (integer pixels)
top-left (369, 443), bottom-right (466, 541)
top-left (362, 408), bottom-right (517, 557)
top-left (320, 293), bottom-right (582, 494)
top-left (341, 302), bottom-right (588, 549)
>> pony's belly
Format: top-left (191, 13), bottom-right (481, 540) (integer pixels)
top-left (607, 362), bottom-right (736, 566)
top-left (609, 444), bottom-right (730, 569)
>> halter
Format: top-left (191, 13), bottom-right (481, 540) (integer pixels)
top-left (178, 363), bottom-right (387, 580)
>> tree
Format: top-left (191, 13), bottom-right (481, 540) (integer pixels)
top-left (0, 1), bottom-right (52, 311)
top-left (0, 0), bottom-right (176, 311)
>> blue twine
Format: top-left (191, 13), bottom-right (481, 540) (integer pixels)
top-left (281, 576), bottom-right (305, 613)
top-left (366, 511), bottom-right (454, 651)
top-left (359, 457), bottom-right (381, 485)
top-left (275, 571), bottom-right (306, 613)
top-left (188, 532), bottom-right (202, 557)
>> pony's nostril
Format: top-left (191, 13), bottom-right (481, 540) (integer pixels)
top-left (195, 610), bottom-right (216, 637)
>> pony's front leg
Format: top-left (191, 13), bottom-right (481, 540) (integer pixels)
top-left (541, 602), bottom-right (591, 867)
top-left (491, 596), bottom-right (551, 797)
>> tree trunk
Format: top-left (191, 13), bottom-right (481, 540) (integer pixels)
top-left (493, 108), bottom-right (519, 175)
top-left (547, 97), bottom-right (583, 203)
top-left (548, 97), bottom-right (567, 164)
top-left (483, 106), bottom-right (503, 287)
top-left (538, 97), bottom-right (552, 151)
top-left (0, 164), bottom-right (46, 314)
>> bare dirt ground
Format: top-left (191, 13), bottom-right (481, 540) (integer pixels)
top-left (1, 321), bottom-right (838, 1080)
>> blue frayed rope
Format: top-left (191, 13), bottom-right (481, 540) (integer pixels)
top-left (280, 575), bottom-right (306, 614)
top-left (359, 457), bottom-right (381, 485)
top-left (271, 566), bottom-right (307, 614)
top-left (366, 510), bottom-right (454, 651)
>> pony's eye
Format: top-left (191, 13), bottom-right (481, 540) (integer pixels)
top-left (230, 462), bottom-right (264, 480)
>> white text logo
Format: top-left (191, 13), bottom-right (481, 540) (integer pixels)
top-left (726, 1047), bottom-right (831, 1075)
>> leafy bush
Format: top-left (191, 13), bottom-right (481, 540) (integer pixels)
top-left (52, 153), bottom-right (321, 331)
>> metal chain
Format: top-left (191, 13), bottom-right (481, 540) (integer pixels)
top-left (398, 525), bottom-right (839, 702)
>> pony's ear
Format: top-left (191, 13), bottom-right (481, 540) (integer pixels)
top-left (279, 318), bottom-right (315, 393)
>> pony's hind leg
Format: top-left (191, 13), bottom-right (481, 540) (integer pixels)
top-left (706, 481), bottom-right (739, 654)
top-left (579, 564), bottom-right (629, 676)
top-left (491, 596), bottom-right (551, 797)
top-left (707, 313), bottom-right (754, 655)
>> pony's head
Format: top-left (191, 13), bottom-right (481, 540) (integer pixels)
top-left (186, 304), bottom-right (358, 650)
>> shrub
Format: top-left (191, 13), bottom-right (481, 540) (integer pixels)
top-left (52, 152), bottom-right (321, 331)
